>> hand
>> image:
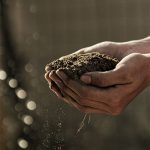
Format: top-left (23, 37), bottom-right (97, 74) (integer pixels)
top-left (45, 41), bottom-right (122, 100)
top-left (45, 41), bottom-right (127, 98)
top-left (45, 37), bottom-right (150, 115)
top-left (46, 53), bottom-right (150, 115)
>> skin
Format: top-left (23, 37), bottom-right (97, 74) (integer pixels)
top-left (45, 37), bottom-right (150, 116)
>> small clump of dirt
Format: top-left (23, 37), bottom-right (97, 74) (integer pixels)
top-left (45, 52), bottom-right (119, 80)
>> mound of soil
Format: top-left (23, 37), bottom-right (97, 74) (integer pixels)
top-left (45, 52), bottom-right (119, 80)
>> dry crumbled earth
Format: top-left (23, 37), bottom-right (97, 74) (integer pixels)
top-left (45, 52), bottom-right (119, 80)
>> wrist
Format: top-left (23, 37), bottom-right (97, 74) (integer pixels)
top-left (143, 53), bottom-right (150, 86)
top-left (118, 36), bottom-right (150, 57)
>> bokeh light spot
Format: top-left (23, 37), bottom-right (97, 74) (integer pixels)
top-left (33, 32), bottom-right (40, 40)
top-left (8, 78), bottom-right (18, 88)
top-left (26, 101), bottom-right (36, 110)
top-left (0, 70), bottom-right (7, 80)
top-left (25, 63), bottom-right (33, 72)
top-left (30, 4), bottom-right (37, 13)
top-left (22, 115), bottom-right (33, 125)
top-left (18, 139), bottom-right (29, 149)
top-left (16, 89), bottom-right (27, 99)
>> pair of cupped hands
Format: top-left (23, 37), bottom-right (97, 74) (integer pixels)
top-left (45, 38), bottom-right (150, 116)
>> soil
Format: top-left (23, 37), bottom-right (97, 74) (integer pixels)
top-left (45, 52), bottom-right (119, 80)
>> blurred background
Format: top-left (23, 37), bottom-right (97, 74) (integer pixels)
top-left (0, 0), bottom-right (150, 150)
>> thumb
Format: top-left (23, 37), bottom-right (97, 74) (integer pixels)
top-left (80, 67), bottom-right (126, 87)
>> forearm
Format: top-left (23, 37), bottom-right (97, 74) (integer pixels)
top-left (135, 37), bottom-right (150, 86)
top-left (72, 36), bottom-right (150, 62)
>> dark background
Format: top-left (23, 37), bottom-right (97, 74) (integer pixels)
top-left (0, 0), bottom-right (150, 150)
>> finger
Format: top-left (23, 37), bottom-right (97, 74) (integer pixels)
top-left (54, 77), bottom-right (80, 102)
top-left (45, 71), bottom-right (50, 82)
top-left (56, 80), bottom-right (112, 113)
top-left (63, 94), bottom-right (109, 114)
top-left (55, 70), bottom-right (113, 114)
top-left (78, 99), bottom-right (113, 114)
top-left (56, 70), bottom-right (91, 97)
top-left (45, 65), bottom-right (53, 72)
top-left (50, 70), bottom-right (82, 104)
top-left (50, 70), bottom-right (80, 100)
top-left (56, 70), bottom-right (80, 95)
top-left (80, 65), bottom-right (131, 87)
top-left (115, 82), bottom-right (146, 109)
top-left (59, 93), bottom-right (72, 106)
top-left (49, 70), bottom-right (62, 84)
top-left (45, 71), bottom-right (59, 93)
top-left (49, 70), bottom-right (74, 95)
top-left (45, 71), bottom-right (54, 86)
top-left (50, 82), bottom-right (64, 98)
top-left (56, 70), bottom-right (114, 103)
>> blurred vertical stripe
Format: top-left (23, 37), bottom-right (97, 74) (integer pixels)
top-left (0, 1), bottom-right (6, 150)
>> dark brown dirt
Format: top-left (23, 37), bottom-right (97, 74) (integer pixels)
top-left (45, 52), bottom-right (119, 80)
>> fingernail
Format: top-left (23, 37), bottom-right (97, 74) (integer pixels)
top-left (56, 70), bottom-right (60, 75)
top-left (49, 70), bottom-right (55, 77)
top-left (44, 72), bottom-right (49, 79)
top-left (49, 83), bottom-right (52, 89)
top-left (45, 65), bottom-right (50, 72)
top-left (80, 75), bottom-right (91, 84)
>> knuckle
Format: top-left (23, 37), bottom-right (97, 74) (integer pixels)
top-left (90, 75), bottom-right (97, 83)
top-left (92, 75), bottom-right (107, 86)
top-left (101, 41), bottom-right (113, 48)
top-left (98, 79), bottom-right (106, 86)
